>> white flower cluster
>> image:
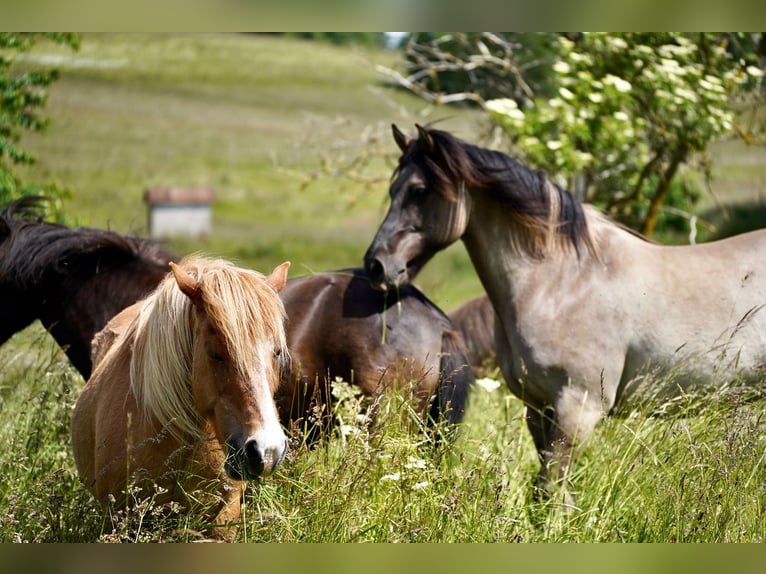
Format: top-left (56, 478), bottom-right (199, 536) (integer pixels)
top-left (484, 33), bottom-right (763, 198)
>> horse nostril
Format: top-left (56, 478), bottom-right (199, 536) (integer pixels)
top-left (243, 440), bottom-right (265, 477)
top-left (366, 258), bottom-right (386, 287)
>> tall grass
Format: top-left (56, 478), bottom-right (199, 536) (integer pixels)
top-left (1, 336), bottom-right (764, 542)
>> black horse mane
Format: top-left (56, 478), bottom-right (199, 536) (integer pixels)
top-left (0, 196), bottom-right (173, 288)
top-left (399, 126), bottom-right (595, 257)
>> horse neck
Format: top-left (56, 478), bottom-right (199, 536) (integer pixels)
top-left (40, 262), bottom-right (168, 379)
top-left (461, 190), bottom-right (599, 317)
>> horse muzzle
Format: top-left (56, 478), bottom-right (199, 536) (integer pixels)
top-left (224, 434), bottom-right (288, 481)
top-left (364, 231), bottom-right (434, 291)
top-left (364, 254), bottom-right (408, 291)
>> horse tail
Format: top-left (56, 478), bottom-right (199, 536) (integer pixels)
top-left (429, 328), bottom-right (473, 427)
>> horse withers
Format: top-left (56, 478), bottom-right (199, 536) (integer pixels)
top-left (71, 255), bottom-right (290, 538)
top-left (364, 124), bottom-right (766, 502)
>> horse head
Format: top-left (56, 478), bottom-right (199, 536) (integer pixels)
top-left (169, 259), bottom-right (290, 480)
top-left (364, 124), bottom-right (472, 291)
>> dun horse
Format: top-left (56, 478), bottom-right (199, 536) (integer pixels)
top-left (277, 269), bottom-right (473, 436)
top-left (71, 255), bottom-right (290, 536)
top-left (0, 196), bottom-right (175, 378)
top-left (364, 124), bottom-right (766, 499)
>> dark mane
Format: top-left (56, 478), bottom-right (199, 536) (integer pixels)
top-left (0, 197), bottom-right (172, 289)
top-left (400, 127), bottom-right (595, 257)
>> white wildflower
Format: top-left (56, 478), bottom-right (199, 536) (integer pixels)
top-left (486, 98), bottom-right (525, 122)
top-left (546, 140), bottom-right (564, 151)
top-left (475, 377), bottom-right (502, 392)
top-left (553, 60), bottom-right (571, 74)
top-left (607, 36), bottom-right (628, 50)
top-left (603, 74), bottom-right (632, 93)
top-left (588, 92), bottom-right (604, 103)
top-left (405, 456), bottom-right (427, 470)
top-left (548, 97), bottom-right (564, 108)
top-left (674, 87), bottom-right (698, 102)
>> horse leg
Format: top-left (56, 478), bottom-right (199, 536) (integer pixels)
top-left (524, 405), bottom-right (570, 498)
top-left (207, 482), bottom-right (243, 541)
top-left (525, 389), bottom-right (603, 508)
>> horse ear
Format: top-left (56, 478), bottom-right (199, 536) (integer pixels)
top-left (415, 124), bottom-right (434, 153)
top-left (169, 262), bottom-right (202, 304)
top-left (391, 124), bottom-right (410, 152)
top-left (266, 261), bottom-right (290, 293)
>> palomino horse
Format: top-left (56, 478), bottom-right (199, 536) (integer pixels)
top-left (0, 196), bottom-right (175, 378)
top-left (277, 268), bottom-right (473, 436)
top-left (448, 294), bottom-right (497, 377)
top-left (71, 255), bottom-right (290, 536)
top-left (364, 124), bottom-right (766, 498)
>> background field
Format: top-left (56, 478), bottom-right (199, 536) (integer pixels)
top-left (2, 33), bottom-right (766, 542)
top-left (15, 33), bottom-right (485, 308)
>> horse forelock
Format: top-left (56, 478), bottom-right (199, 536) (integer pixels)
top-left (129, 256), bottom-right (288, 443)
top-left (196, 259), bottom-right (289, 386)
top-left (406, 127), bottom-right (599, 259)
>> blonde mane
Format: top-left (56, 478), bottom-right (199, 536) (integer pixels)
top-left (128, 255), bottom-right (288, 443)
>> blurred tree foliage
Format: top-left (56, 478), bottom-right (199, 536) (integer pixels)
top-left (280, 33), bottom-right (387, 48)
top-left (384, 33), bottom-right (765, 238)
top-left (0, 33), bottom-right (79, 211)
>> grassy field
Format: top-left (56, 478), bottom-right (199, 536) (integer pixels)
top-left (15, 33), bottom-right (484, 308)
top-left (2, 33), bottom-right (766, 543)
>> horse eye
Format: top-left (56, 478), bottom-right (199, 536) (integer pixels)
top-left (208, 350), bottom-right (225, 363)
top-left (412, 185), bottom-right (427, 195)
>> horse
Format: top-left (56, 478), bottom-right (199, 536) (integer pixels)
top-left (71, 255), bottom-right (291, 537)
top-left (0, 196), bottom-right (176, 379)
top-left (277, 268), bottom-right (473, 438)
top-left (448, 294), bottom-right (497, 377)
top-left (364, 124), bottom-right (766, 500)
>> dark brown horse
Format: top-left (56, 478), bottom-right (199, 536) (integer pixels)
top-left (277, 269), bottom-right (473, 435)
top-left (0, 196), bottom-right (176, 378)
top-left (448, 294), bottom-right (497, 377)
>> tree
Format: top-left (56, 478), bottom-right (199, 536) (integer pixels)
top-left (0, 33), bottom-right (80, 210)
top-left (383, 33), bottom-right (765, 238)
top-left (281, 33), bottom-right (386, 48)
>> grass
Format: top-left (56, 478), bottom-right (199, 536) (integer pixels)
top-left (3, 33), bottom-right (766, 543)
top-left (2, 333), bottom-right (764, 542)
